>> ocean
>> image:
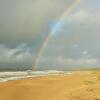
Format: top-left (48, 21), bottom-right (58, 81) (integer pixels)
top-left (0, 70), bottom-right (69, 83)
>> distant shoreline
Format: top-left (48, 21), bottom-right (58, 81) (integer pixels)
top-left (0, 67), bottom-right (100, 72)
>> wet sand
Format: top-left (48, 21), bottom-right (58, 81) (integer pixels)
top-left (0, 71), bottom-right (100, 100)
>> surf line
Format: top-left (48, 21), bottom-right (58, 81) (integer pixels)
top-left (33, 0), bottom-right (80, 70)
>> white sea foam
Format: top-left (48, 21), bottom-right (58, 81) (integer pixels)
top-left (0, 70), bottom-right (72, 83)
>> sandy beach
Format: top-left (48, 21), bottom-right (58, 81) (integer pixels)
top-left (0, 71), bottom-right (100, 100)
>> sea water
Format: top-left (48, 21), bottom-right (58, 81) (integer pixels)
top-left (0, 70), bottom-right (68, 83)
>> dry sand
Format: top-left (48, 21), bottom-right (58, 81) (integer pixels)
top-left (0, 71), bottom-right (100, 100)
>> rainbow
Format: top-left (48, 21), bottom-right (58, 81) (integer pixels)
top-left (33, 0), bottom-right (80, 69)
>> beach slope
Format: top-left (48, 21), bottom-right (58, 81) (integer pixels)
top-left (0, 71), bottom-right (100, 100)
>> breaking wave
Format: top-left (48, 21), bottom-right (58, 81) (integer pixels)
top-left (0, 70), bottom-right (71, 83)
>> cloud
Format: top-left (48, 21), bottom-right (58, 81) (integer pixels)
top-left (67, 9), bottom-right (88, 23)
top-left (82, 50), bottom-right (88, 55)
top-left (66, 1), bottom-right (100, 24)
top-left (67, 9), bottom-right (100, 24)
top-left (38, 55), bottom-right (98, 70)
top-left (0, 0), bottom-right (74, 45)
top-left (0, 44), bottom-right (33, 64)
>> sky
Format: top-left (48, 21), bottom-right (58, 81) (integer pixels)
top-left (0, 0), bottom-right (100, 70)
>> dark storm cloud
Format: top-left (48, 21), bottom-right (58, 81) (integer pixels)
top-left (0, 0), bottom-right (74, 46)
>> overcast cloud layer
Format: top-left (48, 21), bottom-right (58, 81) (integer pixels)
top-left (0, 0), bottom-right (100, 70)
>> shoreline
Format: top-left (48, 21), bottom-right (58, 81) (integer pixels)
top-left (0, 70), bottom-right (90, 84)
top-left (0, 71), bottom-right (100, 100)
top-left (0, 70), bottom-right (73, 83)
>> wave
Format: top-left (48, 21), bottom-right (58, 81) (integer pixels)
top-left (0, 70), bottom-right (72, 83)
